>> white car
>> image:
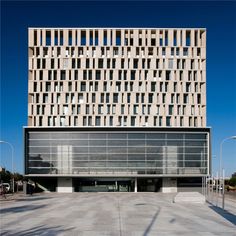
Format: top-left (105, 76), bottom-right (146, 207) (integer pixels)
top-left (0, 183), bottom-right (10, 192)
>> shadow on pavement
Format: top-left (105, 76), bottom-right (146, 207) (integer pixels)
top-left (0, 204), bottom-right (47, 214)
top-left (1, 225), bottom-right (75, 236)
top-left (209, 205), bottom-right (236, 226)
top-left (143, 207), bottom-right (161, 236)
top-left (16, 196), bottom-right (52, 202)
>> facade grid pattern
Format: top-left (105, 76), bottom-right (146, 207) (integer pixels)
top-left (28, 28), bottom-right (206, 128)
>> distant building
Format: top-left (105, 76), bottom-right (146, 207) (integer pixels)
top-left (24, 28), bottom-right (211, 192)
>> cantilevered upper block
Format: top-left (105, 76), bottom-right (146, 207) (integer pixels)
top-left (28, 28), bottom-right (206, 128)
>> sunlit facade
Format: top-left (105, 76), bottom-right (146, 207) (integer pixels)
top-left (25, 28), bottom-right (210, 192)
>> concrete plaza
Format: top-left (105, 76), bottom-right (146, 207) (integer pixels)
top-left (0, 192), bottom-right (235, 236)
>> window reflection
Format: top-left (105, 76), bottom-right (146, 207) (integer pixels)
top-left (27, 131), bottom-right (208, 175)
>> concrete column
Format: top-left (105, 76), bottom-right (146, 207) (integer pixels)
top-left (161, 178), bottom-right (177, 193)
top-left (134, 177), bottom-right (137, 193)
top-left (57, 178), bottom-right (74, 193)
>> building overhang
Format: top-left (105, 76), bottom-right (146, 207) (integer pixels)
top-left (25, 174), bottom-right (209, 178)
top-left (24, 126), bottom-right (211, 133)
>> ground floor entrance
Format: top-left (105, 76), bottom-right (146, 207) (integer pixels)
top-left (73, 178), bottom-right (134, 192)
top-left (28, 177), bottom-right (203, 193)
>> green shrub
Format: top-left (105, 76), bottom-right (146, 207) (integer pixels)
top-left (229, 177), bottom-right (236, 186)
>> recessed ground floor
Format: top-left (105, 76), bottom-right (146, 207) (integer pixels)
top-left (27, 176), bottom-right (203, 193)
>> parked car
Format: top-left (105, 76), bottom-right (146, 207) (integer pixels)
top-left (0, 183), bottom-right (10, 193)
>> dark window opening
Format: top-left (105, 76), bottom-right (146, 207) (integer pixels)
top-left (86, 59), bottom-right (90, 68)
top-left (197, 48), bottom-right (201, 56)
top-left (34, 30), bottom-right (37, 45)
top-left (133, 59), bottom-right (138, 69)
top-left (81, 82), bottom-right (86, 91)
top-left (160, 38), bottom-right (163, 46)
top-left (98, 59), bottom-right (103, 68)
top-left (148, 94), bottom-right (153, 103)
top-left (116, 31), bottom-right (121, 45)
top-left (131, 70), bottom-right (135, 80)
top-left (90, 31), bottom-right (93, 46)
top-left (130, 38), bottom-right (133, 46)
top-left (174, 30), bottom-right (177, 46)
top-left (61, 70), bottom-right (66, 80)
top-left (166, 117), bottom-right (171, 127)
top-left (151, 38), bottom-right (156, 46)
top-left (131, 116), bottom-right (135, 126)
top-left (186, 31), bottom-right (191, 46)
top-left (197, 94), bottom-right (201, 104)
top-left (96, 70), bottom-right (101, 80)
top-left (104, 31), bottom-right (107, 45)
top-left (151, 82), bottom-right (156, 92)
top-left (54, 31), bottom-right (58, 45)
top-left (165, 31), bottom-right (168, 46)
top-left (46, 31), bottom-right (51, 46)
top-left (166, 71), bottom-right (171, 80)
top-left (69, 30), bottom-right (72, 45)
top-left (183, 47), bottom-right (188, 56)
top-left (113, 93), bottom-right (118, 103)
top-left (95, 31), bottom-right (98, 45)
top-left (81, 31), bottom-right (86, 46)
top-left (60, 31), bottom-right (63, 45)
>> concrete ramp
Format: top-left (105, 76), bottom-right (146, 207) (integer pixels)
top-left (174, 192), bottom-right (205, 203)
top-left (36, 182), bottom-right (50, 192)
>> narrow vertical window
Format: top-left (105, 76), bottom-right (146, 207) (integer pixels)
top-left (159, 30), bottom-right (163, 46)
top-left (95, 31), bottom-right (98, 45)
top-left (90, 30), bottom-right (93, 46)
top-left (169, 105), bottom-right (173, 115)
top-left (131, 116), bottom-right (136, 126)
top-left (104, 30), bottom-right (107, 45)
top-left (166, 117), bottom-right (171, 127)
top-left (116, 30), bottom-right (121, 46)
top-left (46, 31), bottom-right (51, 46)
top-left (109, 116), bottom-right (113, 126)
top-left (81, 31), bottom-right (86, 46)
top-left (34, 30), bottom-right (37, 46)
top-left (186, 31), bottom-right (191, 46)
top-left (159, 117), bottom-right (162, 126)
top-left (195, 30), bottom-right (198, 46)
top-left (69, 30), bottom-right (72, 46)
top-left (60, 31), bottom-right (63, 45)
top-left (173, 30), bottom-right (177, 46)
top-left (54, 31), bottom-right (58, 45)
top-left (95, 116), bottom-right (101, 126)
top-left (110, 30), bottom-right (113, 46)
top-left (165, 31), bottom-right (168, 46)
top-left (40, 30), bottom-right (43, 46)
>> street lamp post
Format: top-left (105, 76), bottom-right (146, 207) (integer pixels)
top-left (220, 136), bottom-right (236, 210)
top-left (0, 140), bottom-right (14, 193)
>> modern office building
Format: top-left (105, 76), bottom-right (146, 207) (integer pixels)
top-left (24, 28), bottom-right (210, 192)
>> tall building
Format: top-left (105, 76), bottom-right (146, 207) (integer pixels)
top-left (24, 28), bottom-right (211, 193)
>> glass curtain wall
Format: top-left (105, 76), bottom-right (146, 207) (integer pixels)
top-left (26, 131), bottom-right (208, 175)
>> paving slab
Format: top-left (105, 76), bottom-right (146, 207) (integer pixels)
top-left (0, 192), bottom-right (235, 236)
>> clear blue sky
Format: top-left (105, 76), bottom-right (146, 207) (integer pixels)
top-left (1, 1), bottom-right (236, 177)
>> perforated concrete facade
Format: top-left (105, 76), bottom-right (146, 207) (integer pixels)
top-left (28, 28), bottom-right (206, 128)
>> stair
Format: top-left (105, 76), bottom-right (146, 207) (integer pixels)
top-left (36, 182), bottom-right (50, 192)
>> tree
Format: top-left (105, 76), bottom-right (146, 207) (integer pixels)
top-left (0, 169), bottom-right (23, 182)
top-left (0, 170), bottom-right (11, 182)
top-left (229, 177), bottom-right (236, 186)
